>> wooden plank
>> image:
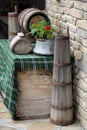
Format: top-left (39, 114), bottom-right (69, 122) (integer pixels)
top-left (15, 70), bottom-right (52, 119)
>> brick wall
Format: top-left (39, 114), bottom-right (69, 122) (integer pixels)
top-left (46, 0), bottom-right (87, 129)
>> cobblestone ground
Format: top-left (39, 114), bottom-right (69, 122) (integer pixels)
top-left (0, 95), bottom-right (85, 130)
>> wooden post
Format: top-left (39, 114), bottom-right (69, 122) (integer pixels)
top-left (50, 35), bottom-right (73, 125)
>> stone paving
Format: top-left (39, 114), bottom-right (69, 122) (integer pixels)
top-left (0, 95), bottom-right (85, 130)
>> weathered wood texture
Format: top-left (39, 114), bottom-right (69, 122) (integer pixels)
top-left (10, 33), bottom-right (33, 54)
top-left (8, 6), bottom-right (20, 40)
top-left (15, 70), bottom-right (52, 119)
top-left (50, 36), bottom-right (73, 125)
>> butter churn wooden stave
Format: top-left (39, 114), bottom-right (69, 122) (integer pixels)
top-left (50, 35), bottom-right (73, 126)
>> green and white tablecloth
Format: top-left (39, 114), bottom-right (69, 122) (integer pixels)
top-left (0, 40), bottom-right (53, 118)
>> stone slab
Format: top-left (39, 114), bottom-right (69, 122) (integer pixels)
top-left (28, 121), bottom-right (57, 130)
top-left (61, 123), bottom-right (81, 130)
top-left (75, 59), bottom-right (87, 73)
top-left (0, 127), bottom-right (16, 130)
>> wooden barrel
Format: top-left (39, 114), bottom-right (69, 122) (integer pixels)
top-left (8, 6), bottom-right (20, 40)
top-left (18, 8), bottom-right (50, 33)
top-left (50, 35), bottom-right (73, 125)
top-left (18, 8), bottom-right (35, 32)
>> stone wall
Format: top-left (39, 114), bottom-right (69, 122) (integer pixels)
top-left (46, 0), bottom-right (87, 129)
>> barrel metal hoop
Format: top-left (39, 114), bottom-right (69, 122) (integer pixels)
top-left (50, 119), bottom-right (74, 126)
top-left (54, 63), bottom-right (71, 67)
top-left (53, 82), bottom-right (72, 87)
top-left (8, 32), bottom-right (17, 35)
top-left (51, 105), bottom-right (73, 111)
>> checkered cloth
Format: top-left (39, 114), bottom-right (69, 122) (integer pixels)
top-left (0, 40), bottom-right (53, 117)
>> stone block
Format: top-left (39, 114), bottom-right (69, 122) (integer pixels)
top-left (71, 40), bottom-right (80, 50)
top-left (76, 20), bottom-right (87, 30)
top-left (70, 8), bottom-right (83, 19)
top-left (0, 112), bottom-right (11, 119)
top-left (74, 1), bottom-right (87, 11)
top-left (84, 12), bottom-right (87, 20)
top-left (61, 15), bottom-right (76, 25)
top-left (57, 21), bottom-right (67, 29)
top-left (60, 0), bottom-right (74, 8)
top-left (82, 39), bottom-right (87, 47)
top-left (60, 28), bottom-right (68, 36)
top-left (64, 7), bottom-right (70, 15)
top-left (61, 15), bottom-right (69, 22)
top-left (73, 81), bottom-right (87, 98)
top-left (75, 104), bottom-right (87, 120)
top-left (80, 46), bottom-right (87, 54)
top-left (47, 11), bottom-right (54, 17)
top-left (50, 6), bottom-right (58, 13)
top-left (54, 13), bottom-right (61, 19)
top-left (74, 69), bottom-right (87, 91)
top-left (75, 60), bottom-right (87, 75)
top-left (0, 127), bottom-right (16, 130)
top-left (74, 1), bottom-right (83, 9)
top-left (57, 13), bottom-right (62, 20)
top-left (74, 35), bottom-right (82, 44)
top-left (69, 24), bottom-right (77, 33)
top-left (74, 93), bottom-right (87, 111)
top-left (81, 2), bottom-right (87, 11)
top-left (75, 111), bottom-right (87, 130)
top-left (57, 7), bottom-right (64, 14)
top-left (68, 16), bottom-right (76, 25)
top-left (51, 0), bottom-right (58, 5)
top-left (51, 19), bottom-right (57, 25)
top-left (82, 54), bottom-right (87, 63)
top-left (79, 70), bottom-right (87, 79)
top-left (70, 32), bottom-right (75, 40)
top-left (74, 50), bottom-right (82, 60)
top-left (77, 28), bottom-right (87, 39)
top-left (28, 121), bottom-right (57, 130)
top-left (62, 123), bottom-right (81, 130)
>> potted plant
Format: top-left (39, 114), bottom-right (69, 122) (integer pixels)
top-left (30, 20), bottom-right (55, 55)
